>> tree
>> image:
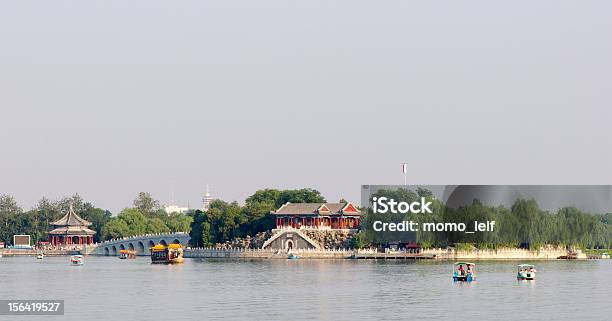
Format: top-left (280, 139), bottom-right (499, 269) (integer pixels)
top-left (0, 194), bottom-right (22, 243)
top-left (277, 188), bottom-right (326, 208)
top-left (189, 210), bottom-right (216, 247)
top-left (133, 192), bottom-right (161, 217)
top-left (145, 218), bottom-right (171, 234)
top-left (164, 213), bottom-right (193, 232)
top-left (80, 208), bottom-right (112, 242)
top-left (206, 200), bottom-right (244, 243)
top-left (101, 219), bottom-right (130, 240)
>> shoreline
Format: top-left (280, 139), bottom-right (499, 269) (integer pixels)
top-left (3, 247), bottom-right (608, 260)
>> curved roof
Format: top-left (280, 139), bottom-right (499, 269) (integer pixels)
top-left (273, 202), bottom-right (361, 216)
top-left (50, 204), bottom-right (92, 227)
top-left (48, 226), bottom-right (96, 236)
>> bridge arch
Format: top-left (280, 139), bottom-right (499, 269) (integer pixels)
top-left (137, 241), bottom-right (145, 255)
top-left (93, 232), bottom-right (191, 256)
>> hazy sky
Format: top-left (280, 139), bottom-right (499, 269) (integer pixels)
top-left (1, 1), bottom-right (611, 213)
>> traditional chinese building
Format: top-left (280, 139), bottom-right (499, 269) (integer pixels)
top-left (48, 205), bottom-right (96, 246)
top-left (272, 202), bottom-right (362, 230)
top-left (262, 201), bottom-right (362, 250)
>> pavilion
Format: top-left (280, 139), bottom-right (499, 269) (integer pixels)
top-left (48, 204), bottom-right (96, 246)
top-left (272, 202), bottom-right (362, 230)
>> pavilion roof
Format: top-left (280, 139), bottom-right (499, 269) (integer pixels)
top-left (50, 204), bottom-right (93, 227)
top-left (273, 202), bottom-right (361, 216)
top-left (48, 226), bottom-right (96, 236)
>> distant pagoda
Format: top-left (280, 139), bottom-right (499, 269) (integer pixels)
top-left (48, 204), bottom-right (96, 246)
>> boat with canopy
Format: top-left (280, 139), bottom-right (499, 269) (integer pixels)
top-left (453, 262), bottom-right (476, 281)
top-left (517, 264), bottom-right (537, 280)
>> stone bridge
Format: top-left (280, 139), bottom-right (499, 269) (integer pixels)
top-left (89, 232), bottom-right (191, 256)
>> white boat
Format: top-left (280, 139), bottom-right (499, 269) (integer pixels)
top-left (517, 264), bottom-right (537, 280)
top-left (36, 253), bottom-right (44, 260)
top-left (70, 255), bottom-right (84, 266)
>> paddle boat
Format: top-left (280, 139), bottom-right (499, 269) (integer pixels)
top-left (517, 264), bottom-right (536, 280)
top-left (288, 253), bottom-right (299, 259)
top-left (70, 255), bottom-right (84, 266)
top-left (453, 262), bottom-right (476, 281)
top-left (150, 243), bottom-right (184, 264)
top-left (36, 253), bottom-right (44, 260)
top-left (119, 249), bottom-right (136, 259)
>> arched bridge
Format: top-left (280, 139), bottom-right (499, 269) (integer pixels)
top-left (90, 232), bottom-right (191, 256)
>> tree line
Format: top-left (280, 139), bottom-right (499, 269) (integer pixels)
top-left (359, 188), bottom-right (612, 250)
top-left (0, 188), bottom-right (327, 247)
top-left (0, 192), bottom-right (192, 245)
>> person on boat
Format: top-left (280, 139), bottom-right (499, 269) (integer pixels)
top-left (466, 264), bottom-right (472, 275)
top-left (458, 265), bottom-right (465, 276)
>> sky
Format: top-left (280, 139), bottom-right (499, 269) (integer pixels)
top-left (1, 1), bottom-right (611, 214)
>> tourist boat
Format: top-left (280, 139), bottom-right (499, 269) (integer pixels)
top-left (517, 264), bottom-right (537, 280)
top-left (70, 255), bottom-right (84, 266)
top-left (453, 262), bottom-right (476, 281)
top-left (288, 253), bottom-right (299, 259)
top-left (119, 249), bottom-right (136, 259)
top-left (150, 244), bottom-right (184, 264)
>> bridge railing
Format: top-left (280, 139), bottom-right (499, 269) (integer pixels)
top-left (185, 247), bottom-right (358, 253)
top-left (94, 232), bottom-right (190, 245)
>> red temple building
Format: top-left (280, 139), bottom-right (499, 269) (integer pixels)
top-left (48, 204), bottom-right (96, 246)
top-left (272, 202), bottom-right (361, 230)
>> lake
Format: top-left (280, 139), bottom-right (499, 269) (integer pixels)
top-left (1, 256), bottom-right (610, 320)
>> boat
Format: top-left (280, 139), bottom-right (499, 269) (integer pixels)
top-left (517, 264), bottom-right (537, 280)
top-left (150, 243), bottom-right (184, 264)
top-left (288, 253), bottom-right (299, 259)
top-left (36, 253), bottom-right (44, 260)
top-left (453, 262), bottom-right (476, 281)
top-left (119, 249), bottom-right (136, 259)
top-left (70, 255), bottom-right (84, 266)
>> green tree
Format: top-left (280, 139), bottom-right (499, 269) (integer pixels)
top-left (145, 218), bottom-right (171, 234)
top-left (0, 194), bottom-right (22, 244)
top-left (101, 218), bottom-right (130, 240)
top-left (133, 192), bottom-right (161, 217)
top-left (80, 208), bottom-right (112, 242)
top-left (163, 213), bottom-right (193, 232)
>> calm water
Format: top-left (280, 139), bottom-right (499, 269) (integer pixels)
top-left (0, 256), bottom-right (610, 321)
